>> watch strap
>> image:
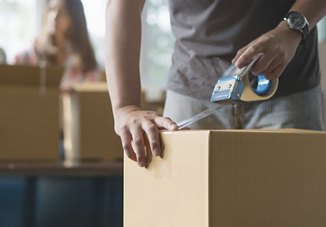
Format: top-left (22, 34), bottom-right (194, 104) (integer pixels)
top-left (283, 11), bottom-right (309, 45)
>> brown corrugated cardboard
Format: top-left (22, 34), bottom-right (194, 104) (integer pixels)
top-left (125, 129), bottom-right (326, 227)
top-left (0, 64), bottom-right (62, 161)
top-left (63, 82), bottom-right (122, 162)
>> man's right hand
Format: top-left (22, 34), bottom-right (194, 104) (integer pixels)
top-left (114, 105), bottom-right (178, 167)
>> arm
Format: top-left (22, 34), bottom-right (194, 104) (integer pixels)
top-left (232, 0), bottom-right (326, 80)
top-left (105, 0), bottom-right (177, 167)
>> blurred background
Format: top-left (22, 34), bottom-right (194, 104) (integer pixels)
top-left (0, 0), bottom-right (174, 95)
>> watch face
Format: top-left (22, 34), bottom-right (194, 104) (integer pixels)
top-left (288, 12), bottom-right (306, 29)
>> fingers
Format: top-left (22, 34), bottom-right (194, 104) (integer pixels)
top-left (118, 119), bottom-right (172, 167)
top-left (232, 29), bottom-right (295, 81)
top-left (232, 43), bottom-right (285, 81)
top-left (250, 54), bottom-right (274, 75)
top-left (119, 124), bottom-right (147, 167)
top-left (115, 108), bottom-right (178, 167)
top-left (142, 121), bottom-right (161, 157)
top-left (265, 64), bottom-right (286, 80)
top-left (251, 52), bottom-right (284, 80)
top-left (141, 117), bottom-right (178, 159)
top-left (129, 126), bottom-right (147, 167)
top-left (233, 45), bottom-right (262, 69)
top-left (154, 116), bottom-right (178, 130)
top-left (232, 45), bottom-right (247, 65)
top-left (120, 128), bottom-right (137, 162)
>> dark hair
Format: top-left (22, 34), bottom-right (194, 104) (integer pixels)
top-left (64, 0), bottom-right (97, 73)
top-left (38, 0), bottom-right (97, 74)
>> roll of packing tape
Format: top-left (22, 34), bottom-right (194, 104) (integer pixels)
top-left (240, 73), bottom-right (279, 101)
top-left (238, 56), bottom-right (279, 102)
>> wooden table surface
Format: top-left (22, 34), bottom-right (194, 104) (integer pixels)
top-left (0, 161), bottom-right (123, 176)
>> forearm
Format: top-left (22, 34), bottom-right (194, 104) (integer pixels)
top-left (290, 0), bottom-right (326, 29)
top-left (105, 0), bottom-right (145, 113)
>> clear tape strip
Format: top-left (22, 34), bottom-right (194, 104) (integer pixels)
top-left (177, 106), bottom-right (219, 129)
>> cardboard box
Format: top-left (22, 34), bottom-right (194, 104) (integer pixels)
top-left (125, 129), bottom-right (326, 227)
top-left (0, 64), bottom-right (62, 161)
top-left (63, 82), bottom-right (122, 162)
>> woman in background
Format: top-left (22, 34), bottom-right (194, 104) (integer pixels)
top-left (15, 0), bottom-right (99, 91)
top-left (15, 0), bottom-right (100, 157)
top-left (0, 47), bottom-right (6, 64)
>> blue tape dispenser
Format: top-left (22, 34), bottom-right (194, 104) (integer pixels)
top-left (211, 56), bottom-right (279, 103)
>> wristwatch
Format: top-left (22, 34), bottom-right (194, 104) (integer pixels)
top-left (283, 11), bottom-right (309, 44)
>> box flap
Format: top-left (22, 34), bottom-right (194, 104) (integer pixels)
top-left (0, 64), bottom-right (63, 87)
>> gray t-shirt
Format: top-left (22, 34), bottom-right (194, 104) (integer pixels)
top-left (167, 0), bottom-right (320, 100)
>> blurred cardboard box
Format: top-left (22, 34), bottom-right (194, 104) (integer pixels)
top-left (0, 64), bottom-right (62, 161)
top-left (63, 82), bottom-right (122, 162)
top-left (125, 129), bottom-right (326, 227)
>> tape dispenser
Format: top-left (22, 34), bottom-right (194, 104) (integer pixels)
top-left (210, 56), bottom-right (279, 103)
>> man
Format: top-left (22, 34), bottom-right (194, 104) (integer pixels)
top-left (106, 0), bottom-right (326, 167)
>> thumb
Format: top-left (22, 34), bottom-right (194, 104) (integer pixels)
top-left (154, 116), bottom-right (178, 130)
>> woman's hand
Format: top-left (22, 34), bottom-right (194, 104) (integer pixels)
top-left (114, 105), bottom-right (178, 167)
top-left (232, 21), bottom-right (302, 80)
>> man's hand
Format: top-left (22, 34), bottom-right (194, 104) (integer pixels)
top-left (232, 21), bottom-right (302, 80)
top-left (114, 105), bottom-right (178, 167)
